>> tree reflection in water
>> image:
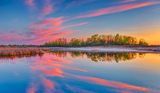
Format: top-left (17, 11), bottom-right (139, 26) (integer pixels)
top-left (0, 49), bottom-right (146, 62)
top-left (0, 51), bottom-right (155, 93)
top-left (50, 51), bottom-right (146, 62)
top-left (26, 52), bottom-right (153, 93)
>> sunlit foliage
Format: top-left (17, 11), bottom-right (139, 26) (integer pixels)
top-left (44, 34), bottom-right (148, 47)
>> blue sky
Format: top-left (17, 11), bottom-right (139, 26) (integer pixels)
top-left (0, 0), bottom-right (160, 45)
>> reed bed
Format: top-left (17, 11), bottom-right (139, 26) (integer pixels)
top-left (0, 47), bottom-right (49, 59)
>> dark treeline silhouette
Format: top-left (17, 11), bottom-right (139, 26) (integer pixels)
top-left (43, 34), bottom-right (148, 47)
top-left (50, 51), bottom-right (146, 62)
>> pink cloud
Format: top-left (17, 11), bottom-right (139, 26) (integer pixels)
top-left (29, 17), bottom-right (87, 44)
top-left (25, 0), bottom-right (53, 17)
top-left (29, 17), bottom-right (66, 44)
top-left (35, 17), bottom-right (64, 27)
top-left (25, 0), bottom-right (35, 8)
top-left (66, 0), bottom-right (97, 9)
top-left (76, 1), bottom-right (158, 19)
top-left (0, 32), bottom-right (28, 44)
top-left (42, 4), bottom-right (53, 17)
top-left (0, 17), bottom-right (87, 45)
top-left (30, 30), bottom-right (72, 44)
top-left (0, 33), bottom-right (25, 40)
top-left (41, 0), bottom-right (54, 17)
top-left (121, 0), bottom-right (137, 3)
top-left (62, 22), bottom-right (88, 30)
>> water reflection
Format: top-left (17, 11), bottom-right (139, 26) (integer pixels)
top-left (27, 53), bottom-right (88, 93)
top-left (25, 53), bottom-right (156, 93)
top-left (0, 53), bottom-right (43, 60)
top-left (0, 52), bottom-right (159, 93)
top-left (51, 51), bottom-right (146, 62)
top-left (0, 51), bottom-right (146, 62)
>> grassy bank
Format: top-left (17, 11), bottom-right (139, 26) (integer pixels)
top-left (0, 47), bottom-right (49, 59)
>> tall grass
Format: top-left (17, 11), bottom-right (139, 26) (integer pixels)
top-left (0, 47), bottom-right (49, 59)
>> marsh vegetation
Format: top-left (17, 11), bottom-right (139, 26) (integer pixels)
top-left (0, 47), bottom-right (48, 59)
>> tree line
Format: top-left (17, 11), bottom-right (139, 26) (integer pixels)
top-left (43, 34), bottom-right (148, 47)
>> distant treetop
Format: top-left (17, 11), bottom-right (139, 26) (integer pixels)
top-left (43, 34), bottom-right (148, 47)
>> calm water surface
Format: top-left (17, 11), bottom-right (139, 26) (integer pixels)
top-left (0, 52), bottom-right (160, 93)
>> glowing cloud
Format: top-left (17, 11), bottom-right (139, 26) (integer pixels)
top-left (121, 0), bottom-right (137, 3)
top-left (0, 32), bottom-right (28, 44)
top-left (42, 0), bottom-right (54, 17)
top-left (62, 22), bottom-right (88, 29)
top-left (25, 0), bottom-right (35, 8)
top-left (29, 17), bottom-right (87, 44)
top-left (66, 0), bottom-right (97, 8)
top-left (76, 1), bottom-right (158, 19)
top-left (29, 17), bottom-right (66, 44)
top-left (0, 32), bottom-right (25, 40)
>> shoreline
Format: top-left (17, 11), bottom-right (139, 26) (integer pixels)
top-left (0, 47), bottom-right (48, 58)
top-left (49, 46), bottom-right (160, 53)
top-left (0, 46), bottom-right (159, 57)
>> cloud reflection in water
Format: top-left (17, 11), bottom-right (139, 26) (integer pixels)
top-left (24, 52), bottom-right (157, 93)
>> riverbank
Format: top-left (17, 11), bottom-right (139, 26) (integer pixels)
top-left (0, 47), bottom-right (48, 58)
top-left (0, 46), bottom-right (159, 58)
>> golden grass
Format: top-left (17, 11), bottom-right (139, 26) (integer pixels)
top-left (0, 47), bottom-right (49, 59)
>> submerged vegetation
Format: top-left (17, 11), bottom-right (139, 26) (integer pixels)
top-left (43, 34), bottom-right (148, 47)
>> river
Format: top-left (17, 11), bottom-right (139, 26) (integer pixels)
top-left (0, 51), bottom-right (160, 93)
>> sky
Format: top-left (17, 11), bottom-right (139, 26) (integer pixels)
top-left (0, 0), bottom-right (160, 45)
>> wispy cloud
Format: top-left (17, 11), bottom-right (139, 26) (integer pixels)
top-left (41, 0), bottom-right (54, 17)
top-left (42, 4), bottom-right (53, 16)
top-left (121, 0), bottom-right (137, 3)
top-left (61, 22), bottom-right (88, 30)
top-left (25, 0), bottom-right (54, 17)
top-left (75, 1), bottom-right (159, 19)
top-left (28, 17), bottom-right (87, 44)
top-left (0, 15), bottom-right (88, 45)
top-left (66, 0), bottom-right (97, 9)
top-left (0, 32), bottom-right (27, 44)
top-left (25, 0), bottom-right (35, 8)
top-left (29, 17), bottom-right (68, 44)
